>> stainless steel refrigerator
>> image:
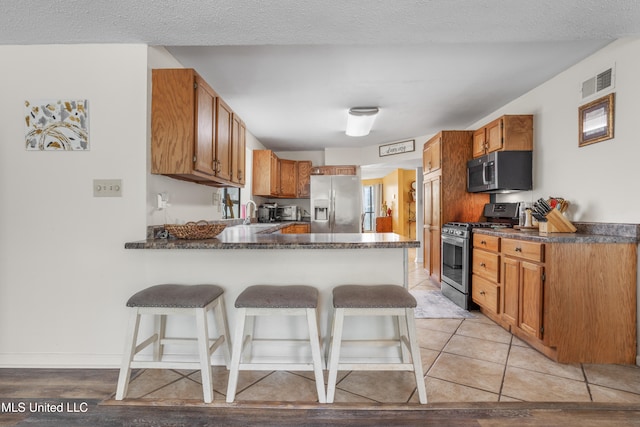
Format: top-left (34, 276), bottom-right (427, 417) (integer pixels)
top-left (310, 175), bottom-right (362, 233)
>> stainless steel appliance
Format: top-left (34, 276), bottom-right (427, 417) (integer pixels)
top-left (278, 205), bottom-right (300, 221)
top-left (257, 203), bottom-right (279, 223)
top-left (467, 151), bottom-right (533, 193)
top-left (310, 175), bottom-right (362, 233)
top-left (440, 203), bottom-right (519, 309)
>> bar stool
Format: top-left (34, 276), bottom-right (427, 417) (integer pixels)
top-left (326, 284), bottom-right (427, 404)
top-left (226, 285), bottom-right (326, 403)
top-left (115, 284), bottom-right (231, 403)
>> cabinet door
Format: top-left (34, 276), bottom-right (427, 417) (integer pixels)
top-left (194, 76), bottom-right (216, 176)
top-left (431, 176), bottom-right (441, 228)
top-left (215, 98), bottom-right (233, 181)
top-left (485, 118), bottom-right (503, 153)
top-left (429, 225), bottom-right (441, 281)
top-left (423, 180), bottom-right (432, 227)
top-left (423, 228), bottom-right (432, 276)
top-left (297, 161), bottom-right (312, 198)
top-left (231, 114), bottom-right (246, 185)
top-left (501, 256), bottom-right (520, 327)
top-left (519, 261), bottom-right (544, 339)
top-left (472, 128), bottom-right (486, 158)
top-left (270, 152), bottom-right (280, 195)
top-left (423, 137), bottom-right (441, 172)
top-left (279, 159), bottom-right (297, 198)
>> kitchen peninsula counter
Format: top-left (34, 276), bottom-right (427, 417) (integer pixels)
top-left (125, 227), bottom-right (420, 250)
top-left (123, 224), bottom-right (419, 364)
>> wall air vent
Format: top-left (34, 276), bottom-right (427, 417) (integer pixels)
top-left (581, 65), bottom-right (615, 100)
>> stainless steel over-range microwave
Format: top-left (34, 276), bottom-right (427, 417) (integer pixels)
top-left (467, 151), bottom-right (533, 193)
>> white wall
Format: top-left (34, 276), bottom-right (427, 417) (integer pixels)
top-left (0, 44), bottom-right (149, 366)
top-left (478, 38), bottom-right (640, 224)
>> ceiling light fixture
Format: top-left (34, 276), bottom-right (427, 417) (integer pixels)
top-left (346, 107), bottom-right (379, 137)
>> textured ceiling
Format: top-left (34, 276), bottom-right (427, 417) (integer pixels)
top-left (3, 1), bottom-right (640, 176)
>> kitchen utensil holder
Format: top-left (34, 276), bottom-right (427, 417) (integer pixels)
top-left (539, 209), bottom-right (576, 233)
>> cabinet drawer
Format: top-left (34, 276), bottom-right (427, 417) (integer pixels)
top-left (472, 274), bottom-right (500, 314)
top-left (472, 249), bottom-right (499, 282)
top-left (473, 234), bottom-right (500, 252)
top-left (502, 239), bottom-right (544, 262)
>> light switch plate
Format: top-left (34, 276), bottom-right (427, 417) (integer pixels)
top-left (93, 179), bottom-right (122, 197)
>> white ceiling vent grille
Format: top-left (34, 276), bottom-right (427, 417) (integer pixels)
top-left (581, 65), bottom-right (615, 100)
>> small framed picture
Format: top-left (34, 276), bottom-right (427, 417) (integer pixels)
top-left (578, 93), bottom-right (614, 147)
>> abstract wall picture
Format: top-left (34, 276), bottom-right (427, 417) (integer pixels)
top-left (25, 100), bottom-right (89, 151)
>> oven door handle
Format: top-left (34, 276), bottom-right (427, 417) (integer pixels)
top-left (441, 234), bottom-right (465, 245)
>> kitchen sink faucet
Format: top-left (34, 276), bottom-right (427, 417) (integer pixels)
top-left (244, 200), bottom-right (257, 225)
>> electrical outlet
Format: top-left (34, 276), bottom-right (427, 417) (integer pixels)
top-left (93, 179), bottom-right (122, 197)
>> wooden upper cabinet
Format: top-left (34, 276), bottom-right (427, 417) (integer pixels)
top-left (472, 115), bottom-right (533, 158)
top-left (279, 159), bottom-right (297, 198)
top-left (252, 150), bottom-right (297, 198)
top-left (151, 68), bottom-right (243, 187)
top-left (297, 160), bottom-right (312, 198)
top-left (231, 114), bottom-right (246, 185)
top-left (423, 136), bottom-right (441, 173)
top-left (252, 149), bottom-right (278, 196)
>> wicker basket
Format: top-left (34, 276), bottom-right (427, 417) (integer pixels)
top-left (164, 221), bottom-right (226, 239)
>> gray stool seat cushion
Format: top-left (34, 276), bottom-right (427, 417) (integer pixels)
top-left (333, 285), bottom-right (416, 308)
top-left (126, 284), bottom-right (224, 308)
top-left (235, 285), bottom-right (318, 308)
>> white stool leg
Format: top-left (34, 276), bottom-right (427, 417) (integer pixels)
top-left (397, 312), bottom-right (410, 363)
top-left (406, 308), bottom-right (427, 404)
top-left (154, 314), bottom-right (167, 361)
top-left (195, 307), bottom-right (214, 403)
top-left (306, 307), bottom-right (326, 403)
top-left (326, 308), bottom-right (345, 403)
top-left (226, 307), bottom-right (247, 403)
top-left (115, 309), bottom-right (141, 400)
top-left (213, 296), bottom-right (232, 369)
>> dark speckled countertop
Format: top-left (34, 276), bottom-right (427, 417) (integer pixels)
top-left (125, 221), bottom-right (420, 250)
top-left (473, 221), bottom-right (640, 243)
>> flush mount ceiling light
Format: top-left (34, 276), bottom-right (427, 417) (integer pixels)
top-left (346, 107), bottom-right (379, 137)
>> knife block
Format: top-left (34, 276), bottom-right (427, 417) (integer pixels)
top-left (539, 209), bottom-right (577, 233)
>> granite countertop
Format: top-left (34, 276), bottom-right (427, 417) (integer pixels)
top-left (125, 221), bottom-right (419, 250)
top-left (473, 222), bottom-right (640, 244)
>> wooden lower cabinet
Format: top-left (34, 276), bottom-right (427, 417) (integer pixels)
top-left (281, 223), bottom-right (310, 234)
top-left (471, 274), bottom-right (500, 314)
top-left (472, 233), bottom-right (636, 364)
top-left (376, 216), bottom-right (392, 232)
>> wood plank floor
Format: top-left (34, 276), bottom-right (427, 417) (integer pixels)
top-left (1, 369), bottom-right (640, 426)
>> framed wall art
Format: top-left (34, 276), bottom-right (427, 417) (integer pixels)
top-left (25, 99), bottom-right (89, 151)
top-left (578, 93), bottom-right (614, 147)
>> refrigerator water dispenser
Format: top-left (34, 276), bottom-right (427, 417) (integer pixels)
top-left (313, 199), bottom-right (329, 221)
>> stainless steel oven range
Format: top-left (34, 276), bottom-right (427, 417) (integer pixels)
top-left (440, 203), bottom-right (519, 310)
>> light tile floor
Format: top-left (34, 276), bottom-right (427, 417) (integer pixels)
top-left (121, 250), bottom-right (640, 404)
